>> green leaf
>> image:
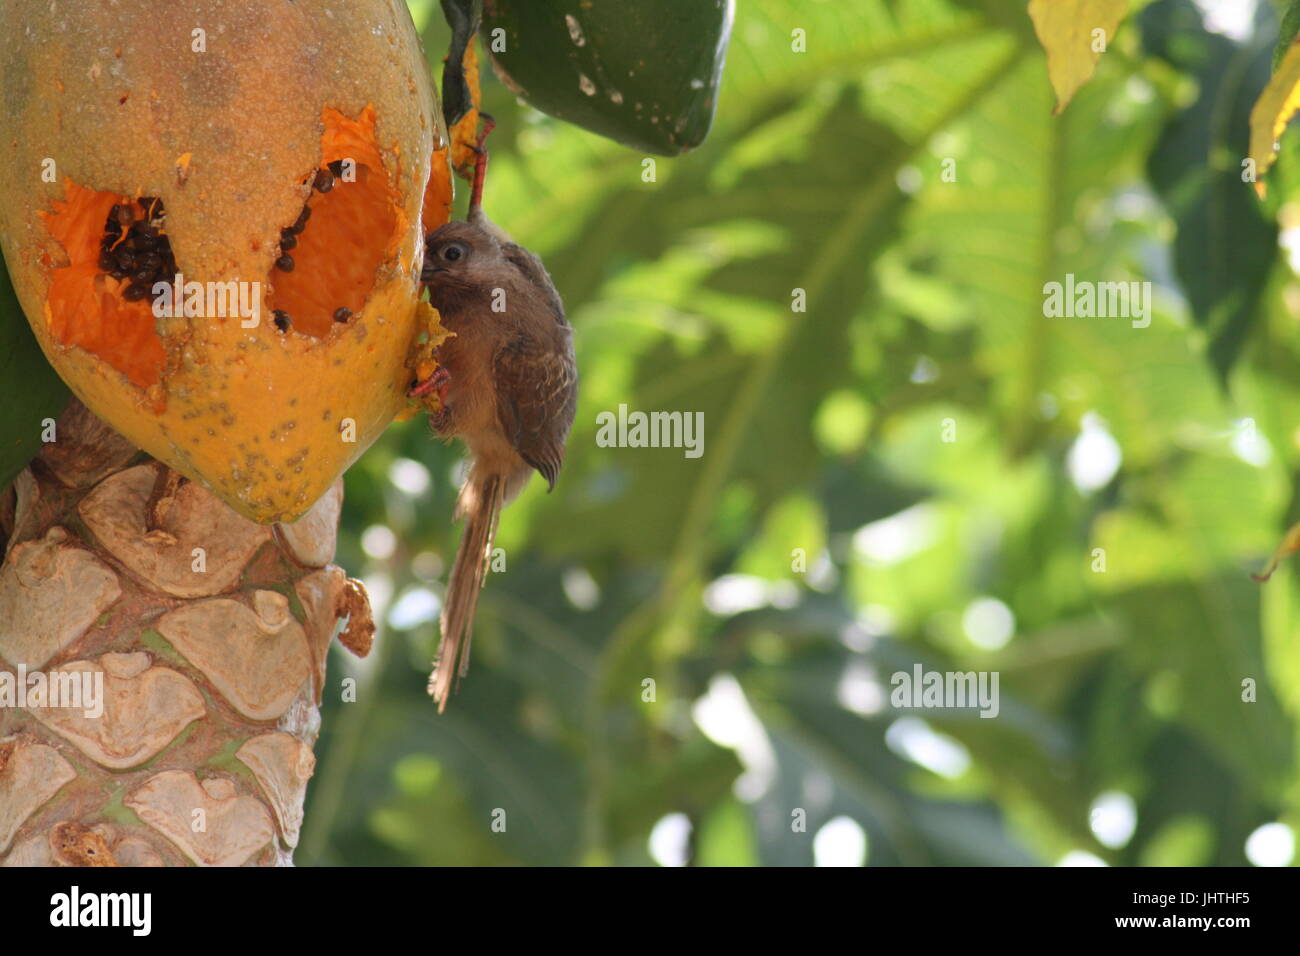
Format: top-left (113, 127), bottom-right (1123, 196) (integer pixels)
top-left (0, 256), bottom-right (69, 492)
top-left (1112, 577), bottom-right (1294, 795)
top-left (904, 41), bottom-right (1175, 452)
top-left (481, 0), bottom-right (733, 155)
top-left (1275, 0), bottom-right (1300, 70)
top-left (695, 797), bottom-right (760, 866)
top-left (528, 89), bottom-right (912, 562)
top-left (747, 644), bottom-right (1042, 866)
top-left (1141, 0), bottom-right (1278, 379)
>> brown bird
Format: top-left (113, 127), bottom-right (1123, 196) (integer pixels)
top-left (411, 118), bottom-right (578, 711)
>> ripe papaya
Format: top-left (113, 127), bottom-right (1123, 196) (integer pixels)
top-left (0, 0), bottom-right (452, 522)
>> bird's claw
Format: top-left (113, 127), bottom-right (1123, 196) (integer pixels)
top-left (409, 365), bottom-right (451, 405)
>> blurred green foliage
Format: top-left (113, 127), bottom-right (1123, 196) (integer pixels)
top-left (299, 0), bottom-right (1300, 866)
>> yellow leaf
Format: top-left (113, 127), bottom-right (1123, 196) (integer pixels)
top-left (1028, 0), bottom-right (1130, 114)
top-left (1248, 44), bottom-right (1300, 198)
top-left (1253, 521), bottom-right (1300, 582)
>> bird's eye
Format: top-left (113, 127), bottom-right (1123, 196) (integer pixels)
top-left (442, 242), bottom-right (468, 262)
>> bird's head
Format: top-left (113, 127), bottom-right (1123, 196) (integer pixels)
top-left (420, 220), bottom-right (502, 292)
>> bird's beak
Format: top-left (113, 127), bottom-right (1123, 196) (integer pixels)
top-left (421, 265), bottom-right (446, 284)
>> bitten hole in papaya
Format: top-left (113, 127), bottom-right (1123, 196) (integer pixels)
top-left (36, 105), bottom-right (403, 389)
top-left (40, 184), bottom-right (168, 389)
top-left (269, 105), bottom-right (402, 339)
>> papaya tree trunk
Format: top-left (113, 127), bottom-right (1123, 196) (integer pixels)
top-left (0, 399), bottom-right (372, 866)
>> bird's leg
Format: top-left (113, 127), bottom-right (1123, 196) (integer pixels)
top-left (407, 365), bottom-right (454, 433)
top-left (467, 113), bottom-right (496, 222)
top-left (410, 365), bottom-right (454, 432)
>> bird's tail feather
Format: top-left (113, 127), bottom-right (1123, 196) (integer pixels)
top-left (428, 471), bottom-right (504, 712)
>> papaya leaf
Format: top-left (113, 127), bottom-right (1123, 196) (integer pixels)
top-left (1143, 0), bottom-right (1277, 378)
top-left (1027, 0), bottom-right (1131, 113)
top-left (0, 257), bottom-right (69, 493)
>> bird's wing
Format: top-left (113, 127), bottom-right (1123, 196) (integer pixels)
top-left (502, 242), bottom-right (566, 323)
top-left (493, 329), bottom-right (577, 490)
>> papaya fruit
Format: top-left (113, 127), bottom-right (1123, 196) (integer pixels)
top-left (0, 0), bottom-right (452, 522)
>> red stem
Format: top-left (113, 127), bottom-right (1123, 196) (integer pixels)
top-left (468, 114), bottom-right (496, 217)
